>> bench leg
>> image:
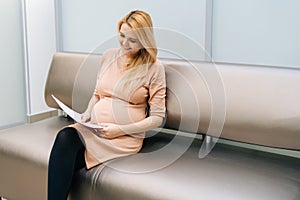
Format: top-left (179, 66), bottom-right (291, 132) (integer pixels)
top-left (205, 135), bottom-right (212, 144)
top-left (199, 135), bottom-right (215, 158)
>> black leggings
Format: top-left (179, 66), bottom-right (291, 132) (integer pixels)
top-left (48, 127), bottom-right (86, 200)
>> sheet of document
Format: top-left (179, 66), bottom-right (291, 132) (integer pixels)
top-left (52, 95), bottom-right (104, 129)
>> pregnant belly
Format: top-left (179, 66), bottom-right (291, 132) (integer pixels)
top-left (91, 98), bottom-right (147, 125)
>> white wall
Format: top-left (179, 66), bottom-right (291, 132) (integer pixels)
top-left (24, 0), bottom-right (57, 116)
top-left (0, 0), bottom-right (27, 128)
top-left (212, 0), bottom-right (300, 68)
top-left (59, 0), bottom-right (210, 61)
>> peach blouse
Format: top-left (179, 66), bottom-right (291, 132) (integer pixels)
top-left (72, 48), bottom-right (166, 169)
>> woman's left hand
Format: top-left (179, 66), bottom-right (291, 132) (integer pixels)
top-left (99, 123), bottom-right (125, 139)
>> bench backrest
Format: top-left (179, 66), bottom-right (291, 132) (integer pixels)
top-left (45, 52), bottom-right (300, 150)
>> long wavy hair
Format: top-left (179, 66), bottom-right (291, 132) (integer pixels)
top-left (117, 10), bottom-right (158, 96)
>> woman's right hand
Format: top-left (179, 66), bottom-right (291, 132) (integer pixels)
top-left (81, 111), bottom-right (91, 122)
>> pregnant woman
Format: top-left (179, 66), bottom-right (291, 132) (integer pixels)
top-left (48, 10), bottom-right (166, 200)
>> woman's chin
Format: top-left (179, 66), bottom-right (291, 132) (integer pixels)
top-left (121, 48), bottom-right (139, 56)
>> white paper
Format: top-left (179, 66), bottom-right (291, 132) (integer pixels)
top-left (52, 95), bottom-right (104, 129)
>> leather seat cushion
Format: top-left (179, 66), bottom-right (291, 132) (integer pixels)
top-left (70, 133), bottom-right (300, 200)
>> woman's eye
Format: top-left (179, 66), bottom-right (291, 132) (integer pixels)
top-left (120, 33), bottom-right (125, 38)
top-left (129, 39), bottom-right (137, 43)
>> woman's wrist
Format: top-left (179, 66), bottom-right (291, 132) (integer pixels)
top-left (119, 116), bottom-right (163, 135)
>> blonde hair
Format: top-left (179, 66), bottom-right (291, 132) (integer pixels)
top-left (117, 10), bottom-right (158, 96)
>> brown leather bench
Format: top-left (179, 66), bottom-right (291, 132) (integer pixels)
top-left (0, 52), bottom-right (299, 200)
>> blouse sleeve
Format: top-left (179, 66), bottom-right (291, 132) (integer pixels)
top-left (148, 62), bottom-right (166, 118)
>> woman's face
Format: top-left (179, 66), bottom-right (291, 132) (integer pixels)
top-left (118, 23), bottom-right (143, 57)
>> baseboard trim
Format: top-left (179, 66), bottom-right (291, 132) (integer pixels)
top-left (27, 110), bottom-right (58, 123)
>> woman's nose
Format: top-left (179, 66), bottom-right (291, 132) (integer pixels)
top-left (122, 38), bottom-right (129, 46)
